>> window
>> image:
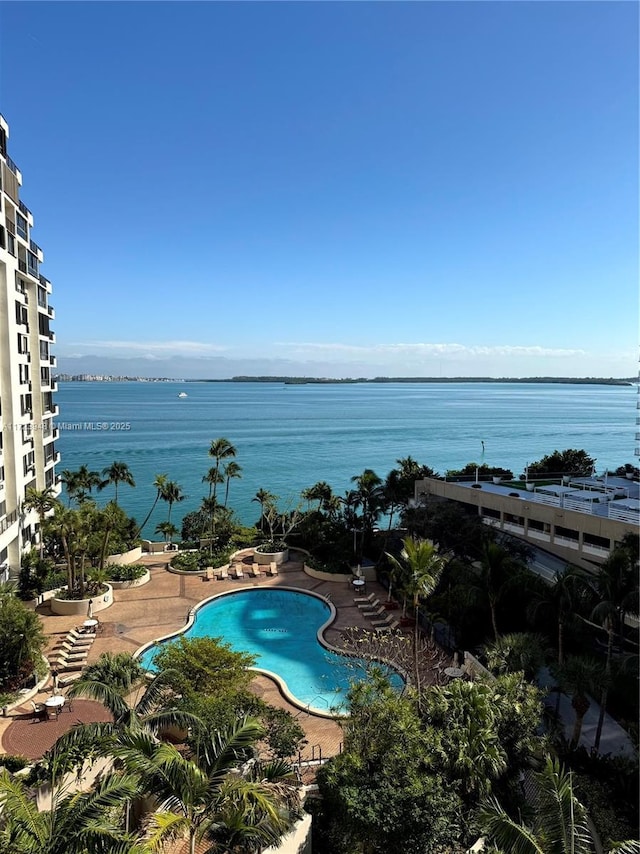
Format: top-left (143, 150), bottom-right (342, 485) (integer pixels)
top-left (16, 213), bottom-right (28, 240)
top-left (39, 340), bottom-right (49, 360)
top-left (17, 333), bottom-right (29, 355)
top-left (0, 226), bottom-right (4, 249)
top-left (27, 251), bottom-right (38, 277)
top-left (7, 233), bottom-right (15, 255)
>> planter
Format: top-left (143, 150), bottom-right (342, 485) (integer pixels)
top-left (492, 477), bottom-right (502, 484)
top-left (526, 483), bottom-right (535, 491)
top-left (562, 476), bottom-right (571, 485)
top-left (107, 546), bottom-right (142, 566)
top-left (49, 584), bottom-right (113, 616)
top-left (626, 472), bottom-right (634, 480)
top-left (109, 569), bottom-right (151, 589)
top-left (254, 547), bottom-right (289, 566)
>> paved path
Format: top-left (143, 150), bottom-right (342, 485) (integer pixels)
top-left (2, 700), bottom-right (113, 759)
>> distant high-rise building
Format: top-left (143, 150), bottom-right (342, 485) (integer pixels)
top-left (0, 114), bottom-right (60, 579)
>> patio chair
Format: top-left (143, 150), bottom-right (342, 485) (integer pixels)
top-left (357, 598), bottom-right (380, 611)
top-left (72, 627), bottom-right (97, 639)
top-left (204, 567), bottom-right (214, 581)
top-left (234, 564), bottom-right (244, 579)
top-left (370, 614), bottom-right (393, 627)
top-left (354, 592), bottom-right (376, 605)
top-left (58, 672), bottom-right (83, 688)
top-left (56, 660), bottom-right (85, 673)
top-left (218, 566), bottom-right (229, 580)
top-left (268, 562), bottom-right (278, 576)
top-left (250, 563), bottom-right (261, 577)
top-left (29, 700), bottom-right (47, 722)
top-left (55, 639), bottom-right (93, 654)
top-left (362, 606), bottom-right (386, 619)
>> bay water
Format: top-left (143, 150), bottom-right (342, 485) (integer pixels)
top-left (54, 381), bottom-right (637, 532)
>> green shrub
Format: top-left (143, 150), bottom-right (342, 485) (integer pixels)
top-left (306, 555), bottom-right (350, 575)
top-left (171, 552), bottom-right (200, 572)
top-left (105, 563), bottom-right (147, 582)
top-left (255, 541), bottom-right (287, 554)
top-left (0, 754), bottom-right (29, 772)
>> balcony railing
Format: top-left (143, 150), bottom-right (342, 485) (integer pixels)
top-left (18, 259), bottom-right (27, 273)
top-left (29, 239), bottom-right (41, 255)
top-left (18, 199), bottom-right (31, 218)
top-left (0, 508), bottom-right (19, 535)
top-left (6, 218), bottom-right (15, 235)
top-left (5, 155), bottom-right (19, 176)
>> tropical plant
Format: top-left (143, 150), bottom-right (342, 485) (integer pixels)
top-left (0, 766), bottom-right (141, 854)
top-left (479, 756), bottom-right (594, 853)
top-left (109, 718), bottom-right (300, 854)
top-left (350, 468), bottom-right (384, 556)
top-left (98, 460), bottom-right (136, 505)
top-left (469, 539), bottom-right (524, 640)
top-left (151, 636), bottom-right (255, 700)
top-left (0, 588), bottom-right (46, 692)
top-left (484, 632), bottom-right (548, 681)
top-left (23, 486), bottom-right (58, 560)
top-left (252, 488), bottom-right (277, 534)
top-left (134, 473), bottom-right (168, 539)
top-left (527, 568), bottom-right (583, 666)
top-left (155, 521), bottom-right (178, 545)
top-left (222, 460), bottom-right (242, 508)
top-left (551, 655), bottom-right (602, 750)
top-left (386, 537), bottom-right (445, 698)
top-left (160, 480), bottom-right (184, 527)
top-left (527, 448), bottom-right (596, 478)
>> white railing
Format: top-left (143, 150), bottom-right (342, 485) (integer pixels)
top-left (563, 498), bottom-right (595, 515)
top-left (553, 535), bottom-right (580, 550)
top-left (532, 493), bottom-right (561, 507)
top-left (608, 504), bottom-right (640, 523)
top-left (527, 530), bottom-right (551, 542)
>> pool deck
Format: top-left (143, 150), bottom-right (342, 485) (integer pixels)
top-left (1, 550), bottom-right (432, 767)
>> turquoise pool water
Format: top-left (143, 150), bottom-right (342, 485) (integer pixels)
top-left (138, 588), bottom-right (404, 713)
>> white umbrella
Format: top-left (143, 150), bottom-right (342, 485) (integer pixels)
top-left (87, 599), bottom-right (93, 619)
top-left (52, 671), bottom-right (59, 694)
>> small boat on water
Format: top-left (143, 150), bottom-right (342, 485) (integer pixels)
top-left (178, 392), bottom-right (188, 398)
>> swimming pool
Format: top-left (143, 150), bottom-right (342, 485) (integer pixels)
top-left (137, 587), bottom-right (404, 715)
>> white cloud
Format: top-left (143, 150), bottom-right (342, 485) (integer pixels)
top-left (273, 341), bottom-right (586, 359)
top-left (68, 340), bottom-right (228, 355)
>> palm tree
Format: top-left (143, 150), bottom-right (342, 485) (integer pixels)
top-left (222, 460), bottom-right (242, 508)
top-left (484, 632), bottom-right (548, 681)
top-left (469, 539), bottom-right (522, 640)
top-left (109, 718), bottom-right (299, 854)
top-left (134, 473), bottom-right (168, 539)
top-left (99, 461), bottom-right (136, 505)
top-left (301, 481), bottom-right (333, 513)
top-left (73, 464), bottom-right (102, 501)
top-left (551, 655), bottom-right (602, 750)
top-left (202, 466), bottom-right (224, 499)
top-left (23, 486), bottom-right (58, 559)
top-left (527, 568), bottom-right (583, 666)
top-left (60, 468), bottom-right (80, 506)
top-left (0, 768), bottom-right (141, 854)
top-left (479, 756), bottom-right (594, 853)
top-left (97, 501), bottom-right (124, 569)
top-left (160, 480), bottom-right (184, 527)
top-left (155, 521), bottom-right (178, 545)
top-left (252, 488), bottom-right (276, 534)
top-left (387, 537), bottom-right (445, 697)
top-left (350, 469), bottom-right (383, 557)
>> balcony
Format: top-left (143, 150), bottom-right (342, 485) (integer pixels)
top-left (18, 199), bottom-right (31, 219)
top-left (6, 218), bottom-right (15, 236)
top-left (29, 239), bottom-right (42, 256)
top-left (18, 259), bottom-right (27, 273)
top-left (5, 154), bottom-right (19, 176)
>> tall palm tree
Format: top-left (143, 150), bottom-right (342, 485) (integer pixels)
top-left (108, 718), bottom-right (299, 854)
top-left (470, 539), bottom-right (521, 640)
top-left (551, 655), bottom-right (602, 750)
top-left (23, 486), bottom-right (58, 559)
top-left (207, 439), bottom-right (236, 538)
top-left (99, 461), bottom-right (136, 505)
top-left (350, 469), bottom-right (383, 557)
top-left (252, 488), bottom-right (276, 534)
top-left (134, 473), bottom-right (168, 539)
top-left (202, 466), bottom-right (224, 500)
top-left (98, 501), bottom-right (124, 569)
top-left (161, 480), bottom-right (185, 527)
top-left (60, 468), bottom-right (80, 506)
top-left (222, 460), bottom-right (242, 508)
top-left (387, 537), bottom-right (445, 697)
top-left (479, 756), bottom-right (594, 853)
top-left (73, 465), bottom-right (102, 501)
top-left (527, 568), bottom-right (583, 666)
top-left (0, 767), bottom-right (141, 854)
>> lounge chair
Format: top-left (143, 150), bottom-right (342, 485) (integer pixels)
top-left (71, 628), bottom-right (97, 640)
top-left (357, 598), bottom-right (380, 611)
top-left (354, 592), bottom-right (375, 605)
top-left (362, 606), bottom-right (386, 619)
top-left (234, 564), bottom-right (244, 579)
top-left (56, 648), bottom-right (89, 663)
top-left (55, 638), bottom-right (93, 653)
top-left (268, 562), bottom-right (278, 576)
top-left (250, 563), bottom-right (261, 577)
top-left (370, 614), bottom-right (393, 627)
top-left (55, 659), bottom-right (85, 673)
top-left (204, 567), bottom-right (214, 581)
top-left (218, 566), bottom-right (229, 580)
top-left (58, 672), bottom-right (83, 688)
top-left (374, 619), bottom-right (399, 633)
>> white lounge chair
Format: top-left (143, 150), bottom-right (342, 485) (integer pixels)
top-left (268, 562), bottom-right (278, 576)
top-left (354, 592), bottom-right (375, 605)
top-left (362, 606), bottom-right (386, 619)
top-left (250, 563), bottom-right (261, 577)
top-left (218, 566), bottom-right (229, 580)
top-left (234, 564), bottom-right (244, 579)
top-left (357, 598), bottom-right (380, 611)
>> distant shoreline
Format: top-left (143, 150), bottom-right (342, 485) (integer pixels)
top-left (54, 375), bottom-right (636, 386)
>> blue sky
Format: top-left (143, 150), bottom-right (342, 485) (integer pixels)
top-left (1, 2), bottom-right (637, 378)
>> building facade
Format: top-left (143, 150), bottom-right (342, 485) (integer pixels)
top-left (414, 476), bottom-right (638, 571)
top-left (0, 114), bottom-right (59, 578)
